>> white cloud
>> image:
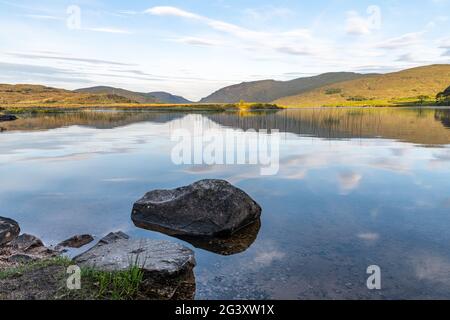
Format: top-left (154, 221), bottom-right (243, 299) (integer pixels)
top-left (85, 27), bottom-right (131, 34)
top-left (345, 5), bottom-right (382, 35)
top-left (376, 32), bottom-right (423, 49)
top-left (346, 11), bottom-right (372, 35)
top-left (145, 6), bottom-right (201, 19)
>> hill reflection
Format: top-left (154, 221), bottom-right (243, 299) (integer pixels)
top-left (1, 108), bottom-right (449, 146)
top-left (206, 108), bottom-right (450, 146)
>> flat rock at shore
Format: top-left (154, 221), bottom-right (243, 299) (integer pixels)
top-left (74, 232), bottom-right (196, 276)
top-left (132, 179), bottom-right (262, 237)
top-left (73, 232), bottom-right (197, 299)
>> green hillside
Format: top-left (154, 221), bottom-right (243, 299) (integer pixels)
top-left (274, 64), bottom-right (450, 107)
top-left (200, 72), bottom-right (368, 103)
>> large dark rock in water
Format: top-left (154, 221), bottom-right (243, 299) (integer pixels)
top-left (0, 217), bottom-right (20, 246)
top-left (131, 179), bottom-right (262, 237)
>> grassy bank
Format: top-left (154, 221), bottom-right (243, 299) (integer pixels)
top-left (277, 96), bottom-right (449, 108)
top-left (0, 257), bottom-right (193, 300)
top-left (0, 102), bottom-right (283, 114)
top-left (0, 257), bottom-right (142, 300)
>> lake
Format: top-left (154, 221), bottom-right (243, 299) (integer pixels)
top-left (1, 107), bottom-right (450, 299)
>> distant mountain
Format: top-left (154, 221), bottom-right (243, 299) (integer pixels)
top-left (200, 72), bottom-right (368, 103)
top-left (75, 86), bottom-right (161, 104)
top-left (148, 91), bottom-right (192, 104)
top-left (274, 64), bottom-right (450, 107)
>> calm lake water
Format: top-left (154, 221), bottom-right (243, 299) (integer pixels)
top-left (1, 107), bottom-right (450, 299)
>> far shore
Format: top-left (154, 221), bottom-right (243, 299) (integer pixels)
top-left (2, 104), bottom-right (450, 115)
top-left (0, 102), bottom-right (284, 113)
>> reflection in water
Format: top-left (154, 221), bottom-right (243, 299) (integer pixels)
top-left (0, 110), bottom-right (186, 131)
top-left (2, 108), bottom-right (449, 146)
top-left (435, 109), bottom-right (450, 129)
top-left (1, 107), bottom-right (450, 299)
top-left (207, 107), bottom-right (450, 145)
top-left (134, 219), bottom-right (261, 256)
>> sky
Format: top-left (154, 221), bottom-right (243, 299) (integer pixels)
top-left (0, 0), bottom-right (449, 101)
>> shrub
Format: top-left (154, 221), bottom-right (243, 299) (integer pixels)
top-left (346, 95), bottom-right (369, 101)
top-left (325, 88), bottom-right (342, 95)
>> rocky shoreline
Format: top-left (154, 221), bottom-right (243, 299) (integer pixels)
top-left (0, 179), bottom-right (261, 300)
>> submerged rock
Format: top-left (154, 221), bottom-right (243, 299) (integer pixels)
top-left (98, 231), bottom-right (129, 244)
top-left (0, 115), bottom-right (17, 122)
top-left (0, 217), bottom-right (20, 246)
top-left (56, 234), bottom-right (94, 249)
top-left (10, 234), bottom-right (44, 252)
top-left (131, 179), bottom-right (262, 237)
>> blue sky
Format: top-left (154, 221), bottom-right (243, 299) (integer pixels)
top-left (0, 0), bottom-right (449, 100)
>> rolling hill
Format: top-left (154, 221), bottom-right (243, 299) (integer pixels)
top-left (75, 87), bottom-right (192, 104)
top-left (274, 64), bottom-right (450, 107)
top-left (0, 84), bottom-right (137, 105)
top-left (200, 72), bottom-right (368, 103)
top-left (75, 86), bottom-right (161, 104)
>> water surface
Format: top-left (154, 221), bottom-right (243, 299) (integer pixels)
top-left (1, 107), bottom-right (450, 299)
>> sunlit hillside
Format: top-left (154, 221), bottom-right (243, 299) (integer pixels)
top-left (275, 65), bottom-right (450, 107)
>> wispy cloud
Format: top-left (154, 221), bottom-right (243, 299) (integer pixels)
top-left (84, 27), bottom-right (132, 34)
top-left (145, 6), bottom-right (317, 56)
top-left (244, 6), bottom-right (294, 21)
top-left (376, 32), bottom-right (423, 49)
top-left (173, 36), bottom-right (220, 46)
top-left (0, 61), bottom-right (91, 84)
top-left (20, 14), bottom-right (64, 21)
top-left (146, 6), bottom-right (201, 19)
top-left (7, 52), bottom-right (135, 66)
